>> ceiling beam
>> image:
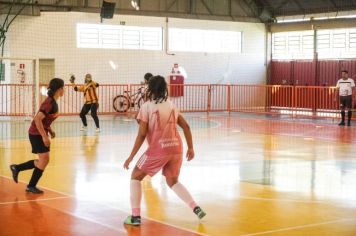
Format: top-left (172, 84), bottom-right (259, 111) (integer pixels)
top-left (251, 0), bottom-right (273, 17)
top-left (189, 0), bottom-right (194, 14)
top-left (291, 0), bottom-right (304, 12)
top-left (200, 0), bottom-right (213, 15)
top-left (270, 17), bottom-right (356, 32)
top-left (228, 0), bottom-right (231, 16)
top-left (233, 0), bottom-right (254, 17)
top-left (328, 0), bottom-right (338, 9)
top-left (0, 0), bottom-right (262, 22)
top-left (243, 0), bottom-right (259, 16)
top-left (273, 5), bottom-right (356, 17)
top-left (276, 0), bottom-right (291, 10)
top-left (240, 0), bottom-right (264, 21)
top-left (320, 0), bottom-right (337, 11)
top-left (166, 0), bottom-right (179, 11)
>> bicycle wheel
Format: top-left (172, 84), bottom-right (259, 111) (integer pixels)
top-left (113, 95), bottom-right (130, 112)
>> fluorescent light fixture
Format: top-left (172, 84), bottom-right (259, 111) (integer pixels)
top-left (313, 17), bottom-right (329, 20)
top-left (336, 14), bottom-right (356, 19)
top-left (313, 15), bottom-right (356, 20)
top-left (278, 14), bottom-right (356, 23)
top-left (131, 0), bottom-right (139, 10)
top-left (277, 18), bottom-right (309, 23)
top-left (109, 60), bottom-right (117, 70)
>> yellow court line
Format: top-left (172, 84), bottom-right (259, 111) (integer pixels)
top-left (241, 217), bottom-right (356, 236)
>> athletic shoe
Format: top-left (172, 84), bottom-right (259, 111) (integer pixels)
top-left (10, 165), bottom-right (19, 183)
top-left (338, 122), bottom-right (345, 126)
top-left (124, 215), bottom-right (141, 226)
top-left (193, 206), bottom-right (206, 219)
top-left (26, 186), bottom-right (44, 194)
top-left (95, 128), bottom-right (100, 133)
top-left (347, 122), bottom-right (351, 126)
top-left (80, 126), bottom-right (87, 131)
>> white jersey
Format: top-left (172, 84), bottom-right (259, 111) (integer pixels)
top-left (336, 78), bottom-right (355, 96)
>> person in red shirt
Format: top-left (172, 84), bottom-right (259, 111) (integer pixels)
top-left (10, 78), bottom-right (64, 194)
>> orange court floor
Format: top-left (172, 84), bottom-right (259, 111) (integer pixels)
top-left (1, 113), bottom-right (356, 236)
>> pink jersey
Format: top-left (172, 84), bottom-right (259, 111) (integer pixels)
top-left (137, 100), bottom-right (183, 154)
top-left (136, 100), bottom-right (183, 177)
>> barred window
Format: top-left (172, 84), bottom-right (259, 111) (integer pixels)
top-left (169, 28), bottom-right (242, 53)
top-left (272, 31), bottom-right (314, 59)
top-left (77, 23), bottom-right (162, 51)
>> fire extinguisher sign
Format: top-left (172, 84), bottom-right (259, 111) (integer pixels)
top-left (19, 64), bottom-right (25, 69)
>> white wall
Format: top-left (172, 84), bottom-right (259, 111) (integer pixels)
top-left (7, 12), bottom-right (266, 85)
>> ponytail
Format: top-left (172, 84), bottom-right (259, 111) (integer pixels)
top-left (47, 78), bottom-right (64, 97)
top-left (47, 88), bottom-right (54, 97)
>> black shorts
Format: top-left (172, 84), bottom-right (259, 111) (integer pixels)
top-left (340, 95), bottom-right (352, 109)
top-left (29, 134), bottom-right (50, 154)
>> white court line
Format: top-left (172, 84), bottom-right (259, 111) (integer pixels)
top-left (241, 217), bottom-right (356, 236)
top-left (99, 202), bottom-right (208, 236)
top-left (141, 187), bottom-right (331, 205)
top-left (2, 171), bottom-right (350, 206)
top-left (0, 163), bottom-right (124, 172)
top-left (0, 175), bottom-right (207, 235)
top-left (55, 208), bottom-right (127, 233)
top-left (0, 175), bottom-right (74, 197)
top-left (0, 175), bottom-right (125, 233)
top-left (0, 196), bottom-right (70, 205)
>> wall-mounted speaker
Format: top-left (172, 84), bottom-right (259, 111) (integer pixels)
top-left (100, 0), bottom-right (116, 19)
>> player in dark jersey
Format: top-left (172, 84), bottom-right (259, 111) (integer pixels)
top-left (10, 78), bottom-right (65, 194)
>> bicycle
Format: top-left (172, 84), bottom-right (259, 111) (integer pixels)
top-left (113, 87), bottom-right (146, 112)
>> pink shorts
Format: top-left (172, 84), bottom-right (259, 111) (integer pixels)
top-left (136, 153), bottom-right (183, 177)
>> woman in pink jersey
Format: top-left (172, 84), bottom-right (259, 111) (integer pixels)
top-left (10, 78), bottom-right (64, 194)
top-left (123, 75), bottom-right (206, 226)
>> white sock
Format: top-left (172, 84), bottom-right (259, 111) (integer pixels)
top-left (130, 179), bottom-right (142, 216)
top-left (171, 182), bottom-right (197, 210)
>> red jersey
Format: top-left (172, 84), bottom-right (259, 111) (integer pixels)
top-left (29, 97), bottom-right (59, 135)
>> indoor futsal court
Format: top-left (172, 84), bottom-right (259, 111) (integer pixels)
top-left (1, 0), bottom-right (356, 236)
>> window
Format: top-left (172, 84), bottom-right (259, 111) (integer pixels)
top-left (272, 28), bottom-right (356, 59)
top-left (122, 29), bottom-right (140, 49)
top-left (168, 28), bottom-right (242, 53)
top-left (0, 62), bottom-right (4, 81)
top-left (77, 23), bottom-right (162, 50)
top-left (101, 26), bottom-right (121, 49)
top-left (349, 29), bottom-right (356, 51)
top-left (317, 28), bottom-right (356, 58)
top-left (77, 24), bottom-right (100, 48)
top-left (272, 31), bottom-right (314, 59)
